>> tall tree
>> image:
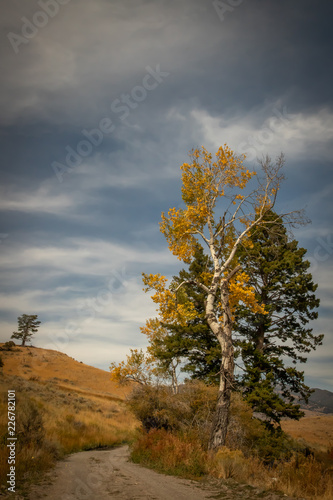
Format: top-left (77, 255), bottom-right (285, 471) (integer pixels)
top-left (143, 146), bottom-right (301, 449)
top-left (154, 213), bottom-right (321, 425)
top-left (11, 314), bottom-right (41, 346)
top-left (234, 211), bottom-right (322, 425)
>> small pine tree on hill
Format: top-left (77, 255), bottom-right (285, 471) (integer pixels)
top-left (11, 314), bottom-right (41, 346)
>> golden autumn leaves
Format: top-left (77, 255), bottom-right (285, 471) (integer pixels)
top-left (145, 145), bottom-right (268, 329)
top-left (142, 269), bottom-right (266, 331)
top-left (142, 273), bottom-right (197, 326)
top-left (160, 145), bottom-right (255, 263)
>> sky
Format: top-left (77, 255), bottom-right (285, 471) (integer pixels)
top-left (0, 0), bottom-right (332, 391)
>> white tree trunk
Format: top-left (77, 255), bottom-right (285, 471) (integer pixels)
top-left (207, 279), bottom-right (234, 450)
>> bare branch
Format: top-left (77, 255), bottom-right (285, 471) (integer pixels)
top-left (173, 279), bottom-right (210, 295)
top-left (224, 264), bottom-right (242, 283)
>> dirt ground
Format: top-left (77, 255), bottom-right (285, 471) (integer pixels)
top-left (23, 446), bottom-right (299, 500)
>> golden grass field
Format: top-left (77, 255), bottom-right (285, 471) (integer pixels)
top-left (0, 344), bottom-right (137, 443)
top-left (1, 343), bottom-right (131, 399)
top-left (281, 413), bottom-right (333, 451)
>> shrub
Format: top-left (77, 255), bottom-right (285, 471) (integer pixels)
top-left (16, 397), bottom-right (45, 447)
top-left (226, 392), bottom-right (263, 451)
top-left (276, 453), bottom-right (333, 498)
top-left (131, 429), bottom-right (208, 478)
top-left (226, 393), bottom-right (295, 464)
top-left (0, 388), bottom-right (61, 492)
top-left (213, 447), bottom-right (247, 479)
top-left (127, 384), bottom-right (191, 431)
top-left (127, 380), bottom-right (217, 440)
top-left (253, 428), bottom-right (294, 465)
top-left (0, 341), bottom-right (16, 351)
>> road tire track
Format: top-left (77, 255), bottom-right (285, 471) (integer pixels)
top-left (26, 445), bottom-right (298, 499)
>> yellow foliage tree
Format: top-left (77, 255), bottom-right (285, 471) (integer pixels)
top-left (143, 145), bottom-right (300, 449)
top-left (110, 348), bottom-right (155, 386)
top-left (110, 343), bottom-right (180, 390)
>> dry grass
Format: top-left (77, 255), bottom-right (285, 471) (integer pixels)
top-left (281, 414), bottom-right (333, 450)
top-left (132, 429), bottom-right (333, 499)
top-left (131, 429), bottom-right (208, 478)
top-left (45, 404), bottom-right (137, 454)
top-left (129, 389), bottom-right (333, 500)
top-left (0, 344), bottom-right (139, 495)
top-left (0, 343), bottom-right (131, 400)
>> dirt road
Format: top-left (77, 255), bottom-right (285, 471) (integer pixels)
top-left (26, 446), bottom-right (296, 499)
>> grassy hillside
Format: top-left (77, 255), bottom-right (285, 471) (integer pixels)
top-left (0, 343), bottom-right (130, 400)
top-left (281, 414), bottom-right (333, 451)
top-left (0, 343), bottom-right (138, 496)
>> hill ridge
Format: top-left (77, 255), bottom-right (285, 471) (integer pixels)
top-left (0, 343), bottom-right (131, 400)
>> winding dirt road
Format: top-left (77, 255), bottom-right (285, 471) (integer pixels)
top-left (26, 446), bottom-right (296, 500)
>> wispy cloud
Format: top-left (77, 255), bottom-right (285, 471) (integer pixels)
top-left (190, 106), bottom-right (333, 162)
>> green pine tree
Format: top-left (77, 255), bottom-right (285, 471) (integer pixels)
top-left (11, 314), bottom-right (41, 346)
top-left (156, 213), bottom-right (322, 426)
top-left (234, 211), bottom-right (322, 425)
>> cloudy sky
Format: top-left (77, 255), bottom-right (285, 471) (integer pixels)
top-left (1, 0), bottom-right (332, 391)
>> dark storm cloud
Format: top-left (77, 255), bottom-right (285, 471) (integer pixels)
top-left (1, 0), bottom-right (332, 187)
top-left (0, 0), bottom-right (332, 383)
top-left (1, 0), bottom-right (332, 126)
top-left (1, 0), bottom-right (331, 187)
